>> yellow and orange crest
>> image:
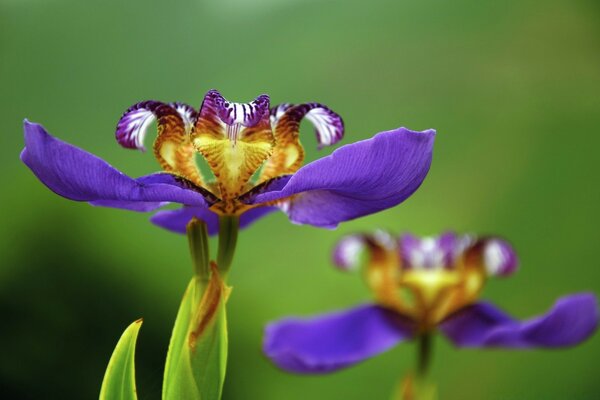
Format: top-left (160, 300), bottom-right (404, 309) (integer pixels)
top-left (191, 90), bottom-right (274, 203)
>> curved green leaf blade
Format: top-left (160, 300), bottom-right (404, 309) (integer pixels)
top-left (163, 264), bottom-right (229, 400)
top-left (99, 319), bottom-right (143, 400)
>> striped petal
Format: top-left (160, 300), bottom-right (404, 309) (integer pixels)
top-left (168, 102), bottom-right (197, 131)
top-left (260, 103), bottom-right (344, 181)
top-left (116, 101), bottom-right (203, 186)
top-left (191, 90), bottom-right (274, 201)
top-left (440, 293), bottom-right (599, 348)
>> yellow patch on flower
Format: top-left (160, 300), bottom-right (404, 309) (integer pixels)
top-left (192, 129), bottom-right (273, 201)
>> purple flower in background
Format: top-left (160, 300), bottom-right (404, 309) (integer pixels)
top-left (264, 231), bottom-right (598, 374)
top-left (21, 89), bottom-right (435, 235)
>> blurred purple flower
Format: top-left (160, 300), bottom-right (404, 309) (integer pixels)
top-left (20, 89), bottom-right (435, 234)
top-left (264, 231), bottom-right (599, 373)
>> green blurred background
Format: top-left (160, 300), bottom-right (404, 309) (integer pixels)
top-left (1, 0), bottom-right (599, 398)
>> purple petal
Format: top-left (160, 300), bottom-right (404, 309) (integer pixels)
top-left (263, 304), bottom-right (415, 374)
top-left (247, 127), bottom-right (435, 228)
top-left (152, 207), bottom-right (219, 235)
top-left (89, 174), bottom-right (217, 212)
top-left (90, 199), bottom-right (169, 212)
top-left (151, 205), bottom-right (278, 235)
top-left (21, 121), bottom-right (210, 211)
top-left (238, 174), bottom-right (293, 202)
top-left (439, 293), bottom-right (599, 348)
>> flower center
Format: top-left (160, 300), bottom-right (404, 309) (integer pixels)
top-left (115, 90), bottom-right (345, 215)
top-left (191, 91), bottom-right (275, 204)
top-left (363, 235), bottom-right (488, 331)
top-left (397, 265), bottom-right (485, 331)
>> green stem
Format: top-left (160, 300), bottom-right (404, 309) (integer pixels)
top-left (217, 215), bottom-right (239, 276)
top-left (186, 218), bottom-right (210, 283)
top-left (417, 333), bottom-right (432, 379)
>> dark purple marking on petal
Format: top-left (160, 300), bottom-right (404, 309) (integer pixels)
top-left (150, 205), bottom-right (278, 235)
top-left (201, 89), bottom-right (270, 127)
top-left (263, 304), bottom-right (415, 374)
top-left (269, 103), bottom-right (294, 127)
top-left (168, 102), bottom-right (198, 130)
top-left (136, 173), bottom-right (219, 204)
top-left (246, 127), bottom-right (435, 228)
top-left (274, 103), bottom-right (344, 149)
top-left (21, 121), bottom-right (210, 211)
top-left (439, 293), bottom-right (599, 348)
top-left (238, 174), bottom-right (293, 203)
top-left (115, 101), bottom-right (177, 150)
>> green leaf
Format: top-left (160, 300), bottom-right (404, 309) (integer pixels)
top-left (162, 264), bottom-right (230, 400)
top-left (99, 319), bottom-right (143, 400)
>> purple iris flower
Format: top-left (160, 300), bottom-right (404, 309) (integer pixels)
top-left (264, 231), bottom-right (599, 374)
top-left (20, 89), bottom-right (435, 235)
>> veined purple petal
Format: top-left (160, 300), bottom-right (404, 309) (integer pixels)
top-left (263, 304), bottom-right (415, 374)
top-left (439, 293), bottom-right (599, 348)
top-left (21, 121), bottom-right (210, 211)
top-left (90, 199), bottom-right (169, 212)
top-left (150, 205), bottom-right (278, 235)
top-left (238, 174), bottom-right (293, 201)
top-left (247, 127), bottom-right (435, 228)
